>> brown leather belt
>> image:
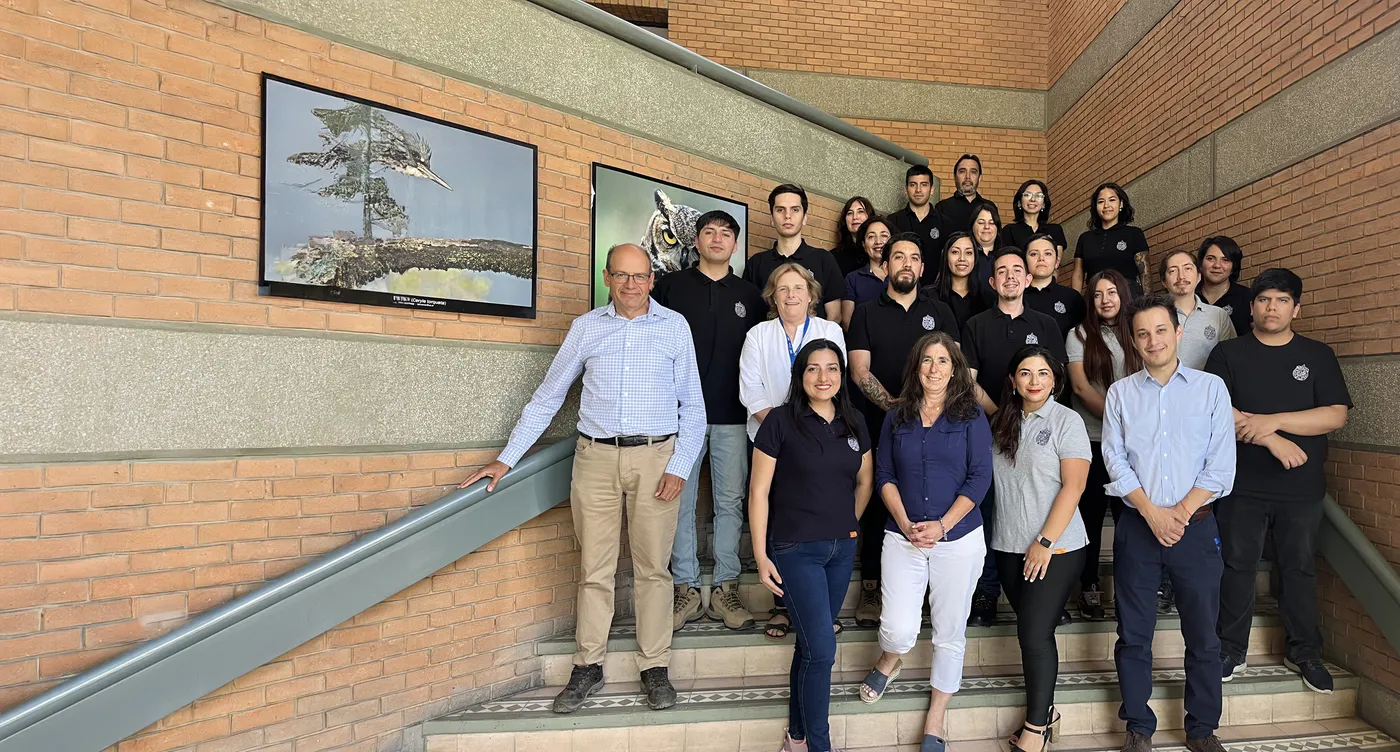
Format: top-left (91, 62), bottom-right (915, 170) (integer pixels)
top-left (1189, 506), bottom-right (1212, 523)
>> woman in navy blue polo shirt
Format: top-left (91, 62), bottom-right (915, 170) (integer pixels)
top-left (856, 331), bottom-right (992, 752)
top-left (840, 216), bottom-right (893, 329)
top-left (750, 338), bottom-right (873, 752)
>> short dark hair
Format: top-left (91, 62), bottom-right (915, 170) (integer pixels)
top-left (905, 165), bottom-right (934, 183)
top-left (954, 154), bottom-right (982, 175)
top-left (695, 209), bottom-right (740, 237)
top-left (1197, 235), bottom-right (1244, 284)
top-left (1132, 292), bottom-right (1180, 330)
top-left (1089, 182), bottom-right (1134, 229)
top-left (1012, 179), bottom-right (1051, 226)
top-left (884, 232), bottom-right (923, 264)
top-left (1250, 268), bottom-right (1303, 302)
top-left (991, 245), bottom-right (1026, 274)
top-left (969, 198), bottom-right (1001, 235)
top-left (1025, 232), bottom-right (1059, 255)
top-left (1157, 249), bottom-right (1197, 282)
top-left (768, 183), bottom-right (808, 212)
top-left (856, 216), bottom-right (892, 255)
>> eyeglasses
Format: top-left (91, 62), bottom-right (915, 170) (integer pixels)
top-left (1022, 192), bottom-right (1046, 201)
top-left (607, 271), bottom-right (652, 285)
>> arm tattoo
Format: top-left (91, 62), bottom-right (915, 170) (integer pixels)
top-left (859, 373), bottom-right (895, 412)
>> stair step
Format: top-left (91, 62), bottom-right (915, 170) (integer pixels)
top-left (540, 605), bottom-right (1282, 685)
top-left (424, 659), bottom-right (1357, 748)
top-left (424, 721), bottom-right (1391, 752)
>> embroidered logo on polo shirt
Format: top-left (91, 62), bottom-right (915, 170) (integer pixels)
top-left (1025, 333), bottom-right (1039, 345)
top-left (930, 227), bottom-right (940, 241)
top-left (847, 436), bottom-right (860, 451)
top-left (1116, 240), bottom-right (1127, 251)
top-left (922, 315), bottom-right (936, 330)
top-left (1204, 325), bottom-right (1217, 341)
top-left (1054, 301), bottom-right (1067, 314)
top-left (1293, 364), bottom-right (1310, 381)
top-left (1222, 304), bottom-right (1234, 315)
top-left (1035, 428), bottom-right (1052, 446)
top-left (734, 301), bottom-right (747, 318)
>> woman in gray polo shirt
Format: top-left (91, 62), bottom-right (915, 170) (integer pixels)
top-left (988, 345), bottom-right (1092, 752)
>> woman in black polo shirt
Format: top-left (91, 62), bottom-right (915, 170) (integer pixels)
top-left (750, 338), bottom-right (873, 752)
top-left (833, 196), bottom-right (877, 278)
top-left (970, 200), bottom-right (1002, 288)
top-left (929, 232), bottom-right (994, 333)
top-left (1000, 180), bottom-right (1067, 255)
top-left (1071, 182), bottom-right (1148, 297)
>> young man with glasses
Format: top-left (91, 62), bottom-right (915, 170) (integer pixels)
top-left (461, 243), bottom-right (706, 715)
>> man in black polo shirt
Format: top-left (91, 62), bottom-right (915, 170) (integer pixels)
top-left (1205, 268), bottom-right (1350, 695)
top-left (847, 233), bottom-right (959, 627)
top-left (933, 154), bottom-right (998, 242)
top-left (886, 165), bottom-right (943, 285)
top-left (962, 246), bottom-right (1067, 627)
top-left (1023, 233), bottom-right (1085, 341)
top-left (741, 183), bottom-right (844, 321)
top-left (654, 210), bottom-right (767, 633)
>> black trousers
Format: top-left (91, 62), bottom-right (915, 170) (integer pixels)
top-left (975, 481), bottom-right (1001, 597)
top-left (1077, 442), bottom-right (1118, 588)
top-left (858, 409), bottom-right (888, 581)
top-left (1216, 495), bottom-right (1324, 661)
top-left (1114, 508), bottom-right (1222, 738)
top-left (997, 547), bottom-right (1086, 726)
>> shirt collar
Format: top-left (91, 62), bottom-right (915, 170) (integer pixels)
top-left (1135, 360), bottom-right (1191, 387)
top-left (604, 299), bottom-right (663, 320)
top-left (771, 240), bottom-right (814, 259)
top-left (688, 265), bottom-right (734, 286)
top-left (855, 265), bottom-right (883, 280)
top-left (1025, 400), bottom-right (1056, 420)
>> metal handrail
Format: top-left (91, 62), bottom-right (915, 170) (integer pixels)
top-left (522, 0), bottom-right (928, 167)
top-left (0, 440), bottom-right (575, 747)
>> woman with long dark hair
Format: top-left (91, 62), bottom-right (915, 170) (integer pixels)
top-left (1000, 180), bottom-right (1066, 254)
top-left (1071, 183), bottom-right (1148, 295)
top-left (750, 338), bottom-right (873, 752)
top-left (969, 199), bottom-right (1002, 287)
top-left (929, 232), bottom-right (994, 332)
top-left (988, 346), bottom-right (1092, 752)
top-left (1065, 270), bottom-right (1141, 618)
top-left (840, 216), bottom-right (893, 328)
top-left (857, 332), bottom-right (991, 752)
top-left (833, 196), bottom-right (878, 277)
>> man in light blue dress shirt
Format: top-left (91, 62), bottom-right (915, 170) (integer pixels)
top-left (1102, 293), bottom-right (1235, 752)
top-left (461, 244), bottom-right (706, 715)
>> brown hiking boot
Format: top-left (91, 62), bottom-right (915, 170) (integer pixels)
top-left (1121, 731), bottom-right (1152, 752)
top-left (672, 584), bottom-right (702, 630)
top-left (855, 580), bottom-right (881, 627)
top-left (706, 581), bottom-right (754, 629)
top-left (1184, 736), bottom-right (1224, 752)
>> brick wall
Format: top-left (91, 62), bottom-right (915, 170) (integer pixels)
top-left (1145, 120), bottom-right (1400, 356)
top-left (0, 0), bottom-right (842, 349)
top-left (0, 0), bottom-right (849, 748)
top-left (1047, 0), bottom-right (1126, 85)
top-left (668, 0), bottom-right (1049, 89)
top-left (1047, 0), bottom-right (1400, 221)
top-left (847, 119), bottom-right (1048, 217)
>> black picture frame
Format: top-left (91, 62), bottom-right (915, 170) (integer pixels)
top-left (258, 73), bottom-right (539, 319)
top-left (590, 163), bottom-right (750, 309)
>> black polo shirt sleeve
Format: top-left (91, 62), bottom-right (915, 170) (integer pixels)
top-left (816, 250), bottom-right (845, 306)
top-left (1311, 343), bottom-right (1352, 408)
top-left (1127, 226), bottom-right (1150, 255)
top-left (933, 299), bottom-right (960, 341)
top-left (847, 303), bottom-right (873, 353)
top-left (1048, 223), bottom-right (1067, 251)
top-left (753, 406), bottom-right (787, 458)
top-left (962, 316), bottom-right (983, 372)
top-left (741, 253), bottom-right (762, 288)
top-left (1073, 232), bottom-right (1088, 261)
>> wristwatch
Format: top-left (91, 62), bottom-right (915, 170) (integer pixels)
top-left (1037, 536), bottom-right (1054, 549)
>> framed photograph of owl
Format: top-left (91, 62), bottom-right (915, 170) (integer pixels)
top-left (590, 163), bottom-right (750, 308)
top-left (259, 74), bottom-right (538, 319)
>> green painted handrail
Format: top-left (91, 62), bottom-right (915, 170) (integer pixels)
top-left (1319, 494), bottom-right (1400, 651)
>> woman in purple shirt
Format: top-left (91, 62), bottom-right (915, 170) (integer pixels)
top-left (857, 331), bottom-right (992, 752)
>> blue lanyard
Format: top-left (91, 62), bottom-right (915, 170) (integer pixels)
top-left (786, 317), bottom-right (811, 366)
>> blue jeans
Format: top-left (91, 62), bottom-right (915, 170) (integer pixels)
top-left (770, 538), bottom-right (857, 752)
top-left (672, 424), bottom-right (749, 587)
top-left (1114, 508), bottom-right (1223, 738)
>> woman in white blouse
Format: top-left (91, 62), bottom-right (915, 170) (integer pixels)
top-left (740, 261), bottom-right (846, 641)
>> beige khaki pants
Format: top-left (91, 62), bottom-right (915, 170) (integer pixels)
top-left (569, 435), bottom-right (679, 671)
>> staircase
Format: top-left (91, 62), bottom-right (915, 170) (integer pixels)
top-left (418, 550), bottom-right (1387, 752)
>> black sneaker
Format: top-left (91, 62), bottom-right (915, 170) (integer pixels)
top-left (640, 666), bottom-right (677, 709)
top-left (1079, 583), bottom-right (1106, 621)
top-left (1285, 657), bottom-right (1334, 694)
top-left (553, 663), bottom-right (604, 714)
top-left (1156, 579), bottom-right (1175, 615)
top-left (1121, 730), bottom-right (1152, 752)
top-left (967, 591), bottom-right (998, 627)
top-left (1221, 653), bottom-right (1246, 682)
top-left (1057, 608), bottom-right (1073, 626)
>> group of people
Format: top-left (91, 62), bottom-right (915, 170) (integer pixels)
top-left (460, 155), bottom-right (1353, 752)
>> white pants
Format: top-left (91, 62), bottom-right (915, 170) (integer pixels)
top-left (878, 528), bottom-right (986, 694)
